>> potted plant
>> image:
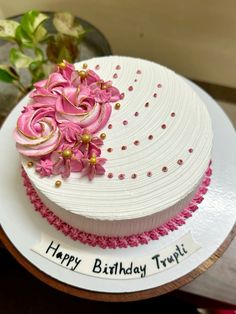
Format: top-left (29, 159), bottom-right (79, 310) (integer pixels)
top-left (0, 10), bottom-right (111, 124)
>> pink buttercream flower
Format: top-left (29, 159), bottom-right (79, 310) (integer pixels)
top-left (35, 159), bottom-right (53, 177)
top-left (90, 80), bottom-right (121, 103)
top-left (81, 149), bottom-right (106, 181)
top-left (30, 72), bottom-right (70, 106)
top-left (71, 69), bottom-right (101, 87)
top-left (14, 60), bottom-right (121, 180)
top-left (57, 60), bottom-right (75, 81)
top-left (30, 61), bottom-right (76, 108)
top-left (14, 106), bottom-right (61, 157)
top-left (75, 129), bottom-right (103, 157)
top-left (51, 144), bottom-right (83, 178)
top-left (59, 122), bottom-right (81, 144)
top-left (55, 84), bottom-right (112, 134)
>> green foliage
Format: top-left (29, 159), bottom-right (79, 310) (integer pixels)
top-left (0, 20), bottom-right (19, 40)
top-left (53, 12), bottom-right (86, 38)
top-left (0, 65), bottom-right (19, 83)
top-left (10, 48), bottom-right (33, 68)
top-left (0, 10), bottom-right (87, 95)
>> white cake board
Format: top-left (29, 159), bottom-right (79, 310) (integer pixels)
top-left (0, 80), bottom-right (235, 294)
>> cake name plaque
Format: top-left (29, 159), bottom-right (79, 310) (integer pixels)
top-left (32, 232), bottom-right (200, 279)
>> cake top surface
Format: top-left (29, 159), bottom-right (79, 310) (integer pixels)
top-left (17, 56), bottom-right (212, 220)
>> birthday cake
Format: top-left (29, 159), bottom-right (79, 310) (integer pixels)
top-left (14, 56), bottom-right (213, 249)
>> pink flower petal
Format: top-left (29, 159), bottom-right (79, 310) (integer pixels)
top-left (86, 103), bottom-right (111, 134)
top-left (62, 159), bottom-right (71, 178)
top-left (70, 157), bottom-right (83, 172)
top-left (52, 157), bottom-right (64, 175)
top-left (88, 166), bottom-right (96, 180)
top-left (95, 164), bottom-right (105, 175)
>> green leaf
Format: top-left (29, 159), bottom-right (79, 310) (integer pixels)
top-left (29, 60), bottom-right (44, 71)
top-left (46, 34), bottom-right (78, 63)
top-left (21, 10), bottom-right (48, 35)
top-left (58, 45), bottom-right (73, 63)
top-left (15, 25), bottom-right (34, 48)
top-left (0, 65), bottom-right (19, 83)
top-left (0, 19), bottom-right (19, 40)
top-left (53, 12), bottom-right (86, 38)
top-left (34, 47), bottom-right (44, 61)
top-left (29, 61), bottom-right (45, 83)
top-left (34, 25), bottom-right (48, 43)
top-left (10, 48), bottom-right (33, 68)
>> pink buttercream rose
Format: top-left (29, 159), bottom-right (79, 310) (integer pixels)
top-left (30, 72), bottom-right (70, 106)
top-left (14, 106), bottom-right (61, 157)
top-left (55, 85), bottom-right (112, 134)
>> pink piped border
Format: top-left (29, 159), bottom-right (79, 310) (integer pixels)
top-left (22, 163), bottom-right (212, 249)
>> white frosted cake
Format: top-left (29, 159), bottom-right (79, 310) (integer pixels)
top-left (15, 56), bottom-right (213, 248)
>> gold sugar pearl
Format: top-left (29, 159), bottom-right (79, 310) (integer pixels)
top-left (101, 84), bottom-right (107, 90)
top-left (81, 133), bottom-right (91, 144)
top-left (55, 180), bottom-right (62, 188)
top-left (58, 62), bottom-right (66, 69)
top-left (27, 161), bottom-right (34, 168)
top-left (78, 70), bottom-right (87, 79)
top-left (83, 63), bottom-right (88, 69)
top-left (115, 103), bottom-right (121, 110)
top-left (89, 156), bottom-right (97, 165)
top-left (100, 133), bottom-right (106, 140)
top-left (62, 149), bottom-right (73, 159)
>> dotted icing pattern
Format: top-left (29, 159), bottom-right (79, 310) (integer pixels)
top-left (22, 163), bottom-right (212, 249)
top-left (99, 65), bottom-right (189, 181)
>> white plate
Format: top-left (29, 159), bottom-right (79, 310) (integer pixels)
top-left (0, 80), bottom-right (235, 293)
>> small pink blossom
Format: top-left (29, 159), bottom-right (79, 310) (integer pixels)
top-left (81, 149), bottom-right (106, 181)
top-left (57, 60), bottom-right (75, 81)
top-left (76, 129), bottom-right (103, 157)
top-left (90, 80), bottom-right (121, 103)
top-left (35, 159), bottom-right (53, 177)
top-left (59, 122), bottom-right (81, 143)
top-left (51, 144), bottom-right (83, 178)
top-left (72, 69), bottom-right (101, 87)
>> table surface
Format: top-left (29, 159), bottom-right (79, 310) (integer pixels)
top-left (0, 95), bottom-right (235, 306)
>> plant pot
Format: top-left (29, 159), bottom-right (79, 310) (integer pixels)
top-left (0, 11), bottom-right (112, 126)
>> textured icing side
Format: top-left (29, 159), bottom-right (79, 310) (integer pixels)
top-left (22, 164), bottom-right (212, 249)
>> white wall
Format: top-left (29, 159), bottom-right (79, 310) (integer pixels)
top-left (1, 0), bottom-right (236, 87)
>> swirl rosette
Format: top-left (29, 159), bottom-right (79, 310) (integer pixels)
top-left (55, 85), bottom-right (112, 134)
top-left (14, 106), bottom-right (61, 157)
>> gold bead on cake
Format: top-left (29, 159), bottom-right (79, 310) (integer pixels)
top-left (83, 63), bottom-right (88, 69)
top-left (62, 149), bottom-right (73, 159)
top-left (115, 103), bottom-right (121, 110)
top-left (78, 70), bottom-right (87, 80)
top-left (89, 156), bottom-right (97, 165)
top-left (100, 133), bottom-right (106, 140)
top-left (55, 180), bottom-right (62, 188)
top-left (27, 161), bottom-right (34, 168)
top-left (58, 62), bottom-right (66, 69)
top-left (81, 133), bottom-right (91, 144)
